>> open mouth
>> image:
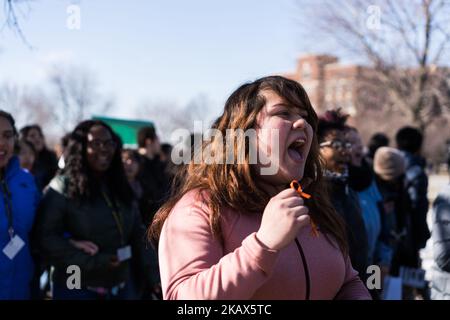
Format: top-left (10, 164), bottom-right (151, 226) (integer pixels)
top-left (98, 154), bottom-right (111, 165)
top-left (287, 138), bottom-right (306, 163)
top-left (0, 150), bottom-right (8, 159)
top-left (336, 159), bottom-right (348, 168)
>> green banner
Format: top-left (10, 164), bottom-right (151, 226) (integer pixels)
top-left (92, 115), bottom-right (154, 146)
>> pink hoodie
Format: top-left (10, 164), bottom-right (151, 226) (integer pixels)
top-left (159, 190), bottom-right (371, 300)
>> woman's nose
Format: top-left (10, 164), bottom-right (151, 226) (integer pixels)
top-left (292, 117), bottom-right (306, 130)
top-left (341, 148), bottom-right (351, 158)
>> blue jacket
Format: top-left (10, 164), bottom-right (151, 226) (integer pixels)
top-left (348, 162), bottom-right (393, 267)
top-left (357, 181), bottom-right (393, 266)
top-left (0, 156), bottom-right (40, 299)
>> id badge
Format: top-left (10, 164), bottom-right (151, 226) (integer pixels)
top-left (2, 235), bottom-right (25, 260)
top-left (117, 245), bottom-right (132, 262)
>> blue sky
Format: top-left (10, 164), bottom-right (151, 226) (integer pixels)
top-left (0, 0), bottom-right (313, 123)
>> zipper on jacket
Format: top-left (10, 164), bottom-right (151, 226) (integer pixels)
top-left (1, 179), bottom-right (14, 238)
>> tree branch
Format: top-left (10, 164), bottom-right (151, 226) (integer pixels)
top-left (2, 0), bottom-right (33, 48)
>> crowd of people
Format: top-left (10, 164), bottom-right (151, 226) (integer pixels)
top-left (1, 114), bottom-right (168, 300)
top-left (1, 75), bottom-right (449, 300)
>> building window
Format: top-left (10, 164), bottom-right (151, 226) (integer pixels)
top-left (302, 63), bottom-right (312, 80)
top-left (337, 79), bottom-right (348, 100)
top-left (345, 90), bottom-right (353, 101)
top-left (345, 102), bottom-right (357, 116)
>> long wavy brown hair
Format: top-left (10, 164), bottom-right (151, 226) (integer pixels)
top-left (149, 76), bottom-right (348, 254)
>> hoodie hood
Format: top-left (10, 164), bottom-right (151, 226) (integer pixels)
top-left (402, 151), bottom-right (426, 169)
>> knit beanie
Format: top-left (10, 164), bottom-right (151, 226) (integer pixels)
top-left (374, 147), bottom-right (406, 181)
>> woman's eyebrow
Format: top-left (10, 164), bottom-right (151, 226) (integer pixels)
top-left (270, 103), bottom-right (288, 109)
top-left (270, 103), bottom-right (308, 116)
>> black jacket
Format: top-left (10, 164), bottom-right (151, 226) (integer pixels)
top-left (375, 176), bottom-right (418, 273)
top-left (325, 174), bottom-right (369, 280)
top-left (32, 148), bottom-right (58, 191)
top-left (36, 175), bottom-right (159, 289)
top-left (402, 151), bottom-right (430, 250)
top-left (137, 155), bottom-right (170, 226)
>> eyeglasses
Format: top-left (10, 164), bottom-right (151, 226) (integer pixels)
top-left (319, 140), bottom-right (352, 151)
top-left (88, 139), bottom-right (117, 150)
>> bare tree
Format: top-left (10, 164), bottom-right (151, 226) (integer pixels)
top-left (135, 94), bottom-right (214, 143)
top-left (1, 0), bottom-right (34, 47)
top-left (135, 100), bottom-right (178, 142)
top-left (1, 64), bottom-right (115, 145)
top-left (297, 0), bottom-right (450, 132)
top-left (48, 64), bottom-right (115, 132)
top-left (0, 83), bottom-right (53, 129)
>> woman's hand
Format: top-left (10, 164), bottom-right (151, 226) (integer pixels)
top-left (256, 188), bottom-right (310, 250)
top-left (69, 239), bottom-right (99, 256)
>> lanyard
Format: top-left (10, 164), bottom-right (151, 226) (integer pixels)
top-left (1, 180), bottom-right (14, 239)
top-left (101, 190), bottom-right (124, 245)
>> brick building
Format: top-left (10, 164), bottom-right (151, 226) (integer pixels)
top-left (282, 54), bottom-right (450, 164)
top-left (282, 54), bottom-right (374, 116)
top-left (283, 54), bottom-right (449, 120)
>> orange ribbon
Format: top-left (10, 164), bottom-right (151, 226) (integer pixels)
top-left (289, 180), bottom-right (311, 199)
top-left (290, 180), bottom-right (319, 237)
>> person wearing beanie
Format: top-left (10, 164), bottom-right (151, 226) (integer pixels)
top-left (365, 133), bottom-right (390, 169)
top-left (373, 147), bottom-right (417, 299)
top-left (346, 129), bottom-right (393, 300)
top-left (374, 147), bottom-right (406, 181)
